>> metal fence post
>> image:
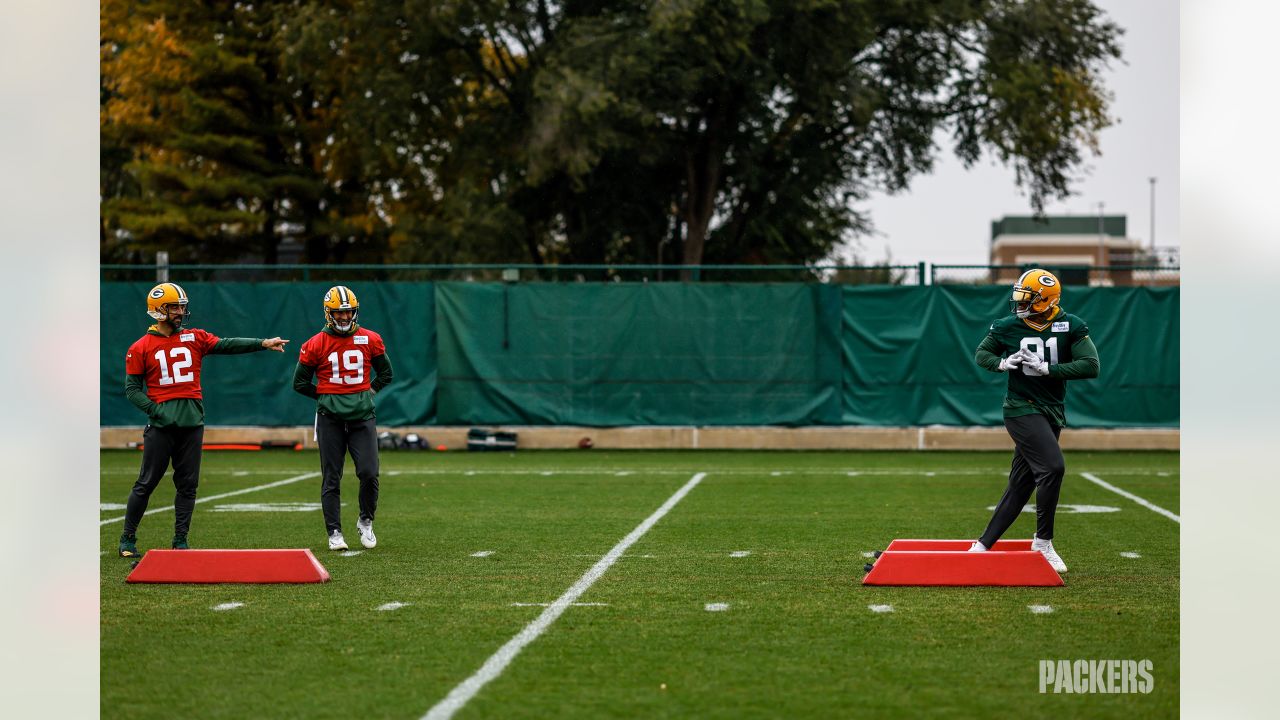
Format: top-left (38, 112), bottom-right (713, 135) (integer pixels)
top-left (156, 251), bottom-right (169, 283)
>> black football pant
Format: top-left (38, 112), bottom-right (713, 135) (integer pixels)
top-left (316, 413), bottom-right (379, 534)
top-left (123, 424), bottom-right (204, 538)
top-left (979, 413), bottom-right (1065, 547)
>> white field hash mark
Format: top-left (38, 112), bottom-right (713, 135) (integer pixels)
top-left (377, 602), bottom-right (410, 612)
top-left (729, 551), bottom-right (751, 558)
top-left (1080, 472), bottom-right (1180, 523)
top-left (420, 471), bottom-right (707, 720)
top-left (1120, 552), bottom-right (1142, 559)
top-left (470, 551), bottom-right (495, 557)
top-left (705, 603), bottom-right (730, 612)
top-left (1028, 605), bottom-right (1054, 614)
top-left (99, 472), bottom-right (322, 526)
top-left (868, 604), bottom-right (894, 613)
top-left (211, 602), bottom-right (244, 612)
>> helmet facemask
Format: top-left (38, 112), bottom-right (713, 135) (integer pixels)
top-left (327, 307), bottom-right (358, 334)
top-left (153, 301), bottom-right (190, 328)
top-left (1010, 286), bottom-right (1058, 319)
top-left (1010, 286), bottom-right (1039, 318)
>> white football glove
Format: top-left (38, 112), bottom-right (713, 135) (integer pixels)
top-left (1021, 350), bottom-right (1051, 376)
top-left (997, 352), bottom-right (1025, 372)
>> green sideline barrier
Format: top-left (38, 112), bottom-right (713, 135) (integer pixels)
top-left (100, 282), bottom-right (437, 427)
top-left (840, 286), bottom-right (1179, 427)
top-left (100, 282), bottom-right (1178, 428)
top-left (435, 283), bottom-right (843, 426)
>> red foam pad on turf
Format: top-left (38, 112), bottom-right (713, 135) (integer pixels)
top-left (126, 549), bottom-right (331, 584)
top-left (885, 538), bottom-right (1033, 552)
top-left (863, 549), bottom-right (1063, 587)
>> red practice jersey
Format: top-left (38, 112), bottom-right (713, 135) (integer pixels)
top-left (298, 328), bottom-right (386, 394)
top-left (125, 328), bottom-right (220, 402)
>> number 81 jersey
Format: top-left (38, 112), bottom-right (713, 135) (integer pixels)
top-left (125, 328), bottom-right (220, 402)
top-left (298, 327), bottom-right (386, 394)
top-left (985, 310), bottom-right (1090, 410)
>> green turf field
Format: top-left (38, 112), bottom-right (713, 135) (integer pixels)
top-left (100, 449), bottom-right (1178, 719)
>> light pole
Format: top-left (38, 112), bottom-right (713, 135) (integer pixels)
top-left (1148, 176), bottom-right (1157, 257)
top-left (1096, 202), bottom-right (1106, 286)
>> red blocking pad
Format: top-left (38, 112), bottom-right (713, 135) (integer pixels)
top-left (863, 549), bottom-right (1063, 587)
top-left (126, 549), bottom-right (331, 584)
top-left (885, 539), bottom-right (1033, 552)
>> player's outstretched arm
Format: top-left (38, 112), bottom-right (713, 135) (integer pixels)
top-left (1049, 336), bottom-right (1100, 380)
top-left (209, 337), bottom-right (289, 354)
top-left (293, 362), bottom-right (319, 399)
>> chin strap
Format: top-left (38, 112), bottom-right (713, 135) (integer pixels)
top-left (1022, 306), bottom-right (1061, 331)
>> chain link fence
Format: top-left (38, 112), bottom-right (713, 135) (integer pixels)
top-left (102, 262), bottom-right (1177, 286)
top-left (931, 264), bottom-right (1180, 287)
top-left (100, 263), bottom-right (926, 285)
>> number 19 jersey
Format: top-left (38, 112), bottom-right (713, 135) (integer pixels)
top-left (298, 328), bottom-right (386, 394)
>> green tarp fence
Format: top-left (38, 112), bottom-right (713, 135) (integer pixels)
top-left (840, 286), bottom-right (1179, 427)
top-left (100, 282), bottom-right (437, 428)
top-left (100, 282), bottom-right (1178, 428)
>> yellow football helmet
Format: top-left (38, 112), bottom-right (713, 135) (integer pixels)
top-left (146, 282), bottom-right (190, 326)
top-left (1010, 269), bottom-right (1061, 319)
top-left (323, 285), bottom-right (360, 333)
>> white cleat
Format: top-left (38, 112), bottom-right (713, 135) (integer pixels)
top-left (356, 517), bottom-right (377, 549)
top-left (968, 541), bottom-right (988, 552)
top-left (1032, 535), bottom-right (1068, 573)
top-left (328, 529), bottom-right (348, 551)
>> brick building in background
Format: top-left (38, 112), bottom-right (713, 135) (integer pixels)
top-left (988, 215), bottom-right (1178, 286)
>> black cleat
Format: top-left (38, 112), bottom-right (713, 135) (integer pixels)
top-left (118, 533), bottom-right (141, 558)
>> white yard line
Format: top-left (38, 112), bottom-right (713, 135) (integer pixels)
top-left (420, 471), bottom-right (707, 720)
top-left (510, 602), bottom-right (609, 608)
top-left (1080, 472), bottom-right (1180, 523)
top-left (99, 472), bottom-right (321, 526)
top-left (99, 469), bottom-right (309, 475)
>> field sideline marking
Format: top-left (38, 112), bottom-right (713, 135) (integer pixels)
top-left (421, 471), bottom-right (707, 720)
top-left (1080, 472), bottom-right (1180, 523)
top-left (98, 472), bottom-right (322, 526)
top-left (101, 467), bottom-right (1176, 477)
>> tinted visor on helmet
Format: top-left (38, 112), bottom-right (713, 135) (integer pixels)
top-left (1010, 286), bottom-right (1038, 317)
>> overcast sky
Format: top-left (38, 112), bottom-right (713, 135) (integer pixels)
top-left (851, 0), bottom-right (1178, 266)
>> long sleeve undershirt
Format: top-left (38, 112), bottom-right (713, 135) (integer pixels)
top-left (974, 335), bottom-right (1099, 379)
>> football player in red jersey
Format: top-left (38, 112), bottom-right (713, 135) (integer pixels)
top-left (293, 286), bottom-right (394, 551)
top-left (119, 283), bottom-right (290, 557)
